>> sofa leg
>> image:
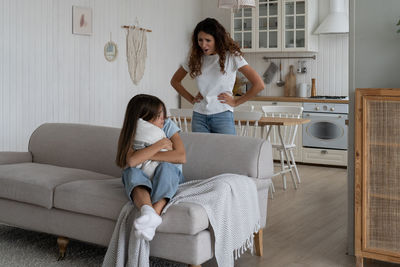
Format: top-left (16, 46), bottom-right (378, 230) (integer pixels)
top-left (188, 265), bottom-right (201, 267)
top-left (57, 236), bottom-right (69, 261)
top-left (254, 229), bottom-right (263, 257)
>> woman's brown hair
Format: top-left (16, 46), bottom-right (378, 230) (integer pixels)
top-left (188, 18), bottom-right (242, 78)
top-left (115, 94), bottom-right (167, 168)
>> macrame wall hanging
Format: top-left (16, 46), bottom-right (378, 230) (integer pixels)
top-left (122, 21), bottom-right (152, 85)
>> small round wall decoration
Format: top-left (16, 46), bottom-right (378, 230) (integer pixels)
top-left (104, 40), bottom-right (118, 62)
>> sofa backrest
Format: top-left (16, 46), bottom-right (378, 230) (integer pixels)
top-left (180, 132), bottom-right (273, 181)
top-left (28, 123), bottom-right (273, 180)
top-left (29, 123), bottom-right (122, 177)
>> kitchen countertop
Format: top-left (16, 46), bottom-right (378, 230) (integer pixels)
top-left (249, 96), bottom-right (349, 104)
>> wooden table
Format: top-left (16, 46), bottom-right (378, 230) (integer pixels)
top-left (237, 117), bottom-right (310, 191)
top-left (240, 117), bottom-right (310, 127)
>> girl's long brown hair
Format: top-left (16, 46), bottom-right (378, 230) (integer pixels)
top-left (116, 94), bottom-right (167, 168)
top-left (188, 18), bottom-right (242, 78)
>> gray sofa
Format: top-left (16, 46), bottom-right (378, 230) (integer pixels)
top-left (0, 123), bottom-right (273, 266)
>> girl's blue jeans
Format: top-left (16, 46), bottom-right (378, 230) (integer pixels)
top-left (122, 162), bottom-right (184, 204)
top-left (191, 110), bottom-right (236, 135)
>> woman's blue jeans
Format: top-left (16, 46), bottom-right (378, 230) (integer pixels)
top-left (191, 110), bottom-right (236, 135)
top-left (122, 162), bottom-right (184, 204)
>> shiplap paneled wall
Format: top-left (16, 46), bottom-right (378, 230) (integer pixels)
top-left (244, 34), bottom-right (349, 97)
top-left (0, 0), bottom-right (202, 151)
top-left (317, 34), bottom-right (349, 96)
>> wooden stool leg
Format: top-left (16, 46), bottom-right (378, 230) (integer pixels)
top-left (57, 236), bottom-right (69, 261)
top-left (254, 229), bottom-right (263, 257)
top-left (356, 256), bottom-right (364, 267)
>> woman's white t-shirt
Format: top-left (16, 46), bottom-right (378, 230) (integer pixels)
top-left (182, 52), bottom-right (248, 115)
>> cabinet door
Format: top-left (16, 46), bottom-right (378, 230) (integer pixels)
top-left (301, 148), bottom-right (347, 166)
top-left (232, 8), bottom-right (255, 52)
top-left (282, 0), bottom-right (306, 51)
top-left (231, 0), bottom-right (317, 52)
top-left (257, 0), bottom-right (281, 51)
top-left (362, 96), bottom-right (400, 255)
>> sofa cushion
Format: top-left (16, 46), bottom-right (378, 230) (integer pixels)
top-left (54, 178), bottom-right (128, 220)
top-left (0, 163), bottom-right (114, 209)
top-left (53, 178), bottom-right (210, 235)
top-left (53, 176), bottom-right (270, 235)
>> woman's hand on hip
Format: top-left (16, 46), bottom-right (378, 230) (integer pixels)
top-left (192, 92), bottom-right (203, 104)
top-left (218, 92), bottom-right (236, 107)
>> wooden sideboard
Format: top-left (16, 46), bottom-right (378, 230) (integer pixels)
top-left (355, 88), bottom-right (400, 266)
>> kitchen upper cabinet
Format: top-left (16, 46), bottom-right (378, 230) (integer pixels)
top-left (257, 0), bottom-right (281, 51)
top-left (232, 8), bottom-right (255, 51)
top-left (231, 0), bottom-right (318, 52)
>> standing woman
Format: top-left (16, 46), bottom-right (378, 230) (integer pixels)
top-left (170, 17), bottom-right (264, 134)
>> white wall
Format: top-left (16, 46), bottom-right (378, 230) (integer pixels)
top-left (347, 0), bottom-right (400, 255)
top-left (0, 0), bottom-right (351, 151)
top-left (202, 0), bottom-right (349, 97)
top-left (0, 0), bottom-right (202, 151)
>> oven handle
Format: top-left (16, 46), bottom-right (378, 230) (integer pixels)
top-left (303, 112), bottom-right (348, 119)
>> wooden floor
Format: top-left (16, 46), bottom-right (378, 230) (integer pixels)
top-left (231, 164), bottom-right (399, 267)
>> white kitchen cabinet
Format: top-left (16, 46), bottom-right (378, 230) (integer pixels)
top-left (231, 0), bottom-right (318, 52)
top-left (232, 7), bottom-right (256, 52)
top-left (302, 147), bottom-right (347, 166)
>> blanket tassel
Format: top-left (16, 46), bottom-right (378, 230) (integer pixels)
top-left (234, 221), bottom-right (261, 260)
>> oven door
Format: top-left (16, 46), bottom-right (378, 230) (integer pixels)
top-left (302, 112), bottom-right (348, 150)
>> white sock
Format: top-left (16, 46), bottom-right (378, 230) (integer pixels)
top-left (133, 205), bottom-right (162, 241)
top-left (134, 205), bottom-right (162, 231)
top-left (134, 227), bottom-right (156, 241)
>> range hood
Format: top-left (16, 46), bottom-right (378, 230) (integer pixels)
top-left (218, 0), bottom-right (255, 9)
top-left (314, 0), bottom-right (349, 34)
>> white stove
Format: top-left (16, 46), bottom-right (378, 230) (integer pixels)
top-left (302, 102), bottom-right (348, 150)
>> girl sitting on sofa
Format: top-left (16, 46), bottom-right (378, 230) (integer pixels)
top-left (116, 94), bottom-right (186, 241)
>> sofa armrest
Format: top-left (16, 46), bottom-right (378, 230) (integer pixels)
top-left (0, 152), bottom-right (32, 165)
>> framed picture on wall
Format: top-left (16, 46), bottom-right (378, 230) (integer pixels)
top-left (72, 6), bottom-right (92, 35)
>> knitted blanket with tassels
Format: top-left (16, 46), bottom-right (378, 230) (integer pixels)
top-left (102, 173), bottom-right (261, 267)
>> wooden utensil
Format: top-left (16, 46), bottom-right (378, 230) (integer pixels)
top-left (311, 78), bottom-right (317, 97)
top-left (284, 65), bottom-right (296, 97)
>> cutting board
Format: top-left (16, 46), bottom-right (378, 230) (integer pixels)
top-left (284, 65), bottom-right (296, 97)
